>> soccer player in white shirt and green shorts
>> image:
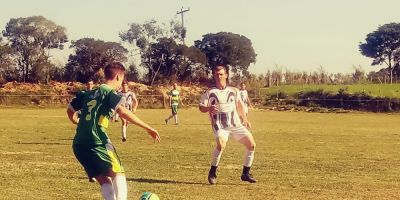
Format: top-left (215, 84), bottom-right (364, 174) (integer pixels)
top-left (199, 65), bottom-right (257, 185)
top-left (67, 62), bottom-right (160, 200)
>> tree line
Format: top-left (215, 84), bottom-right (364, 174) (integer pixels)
top-left (1, 16), bottom-right (400, 86)
top-left (0, 16), bottom-right (256, 85)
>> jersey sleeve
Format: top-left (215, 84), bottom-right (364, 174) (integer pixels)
top-left (199, 91), bottom-right (209, 107)
top-left (69, 91), bottom-right (85, 112)
top-left (107, 90), bottom-right (123, 111)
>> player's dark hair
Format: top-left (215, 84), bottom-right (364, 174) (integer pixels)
top-left (104, 62), bottom-right (125, 80)
top-left (122, 80), bottom-right (128, 85)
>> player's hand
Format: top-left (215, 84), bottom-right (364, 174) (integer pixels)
top-left (243, 119), bottom-right (252, 129)
top-left (147, 128), bottom-right (161, 143)
top-left (208, 105), bottom-right (218, 115)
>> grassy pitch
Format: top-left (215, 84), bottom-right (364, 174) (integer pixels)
top-left (0, 108), bottom-right (399, 199)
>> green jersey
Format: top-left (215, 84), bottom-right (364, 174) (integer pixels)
top-left (70, 84), bottom-right (122, 145)
top-left (170, 89), bottom-right (180, 106)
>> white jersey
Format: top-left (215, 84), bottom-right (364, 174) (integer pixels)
top-left (119, 91), bottom-right (136, 109)
top-left (200, 86), bottom-right (243, 130)
top-left (239, 90), bottom-right (249, 106)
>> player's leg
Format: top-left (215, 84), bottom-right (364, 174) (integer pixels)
top-left (95, 174), bottom-right (115, 200)
top-left (121, 118), bottom-right (127, 142)
top-left (173, 105), bottom-right (178, 124)
top-left (92, 144), bottom-right (127, 200)
top-left (73, 144), bottom-right (121, 200)
top-left (95, 170), bottom-right (127, 200)
top-left (208, 129), bottom-right (229, 184)
top-left (104, 144), bottom-right (127, 200)
top-left (165, 110), bottom-right (174, 124)
top-left (173, 114), bottom-right (178, 124)
top-left (233, 127), bottom-right (257, 183)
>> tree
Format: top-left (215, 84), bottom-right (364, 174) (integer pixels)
top-left (359, 23), bottom-right (400, 84)
top-left (194, 32), bottom-right (257, 74)
top-left (0, 36), bottom-right (17, 82)
top-left (120, 20), bottom-right (167, 85)
top-left (177, 45), bottom-right (208, 83)
top-left (65, 38), bottom-right (128, 83)
top-left (2, 16), bottom-right (68, 82)
top-left (120, 19), bottom-right (203, 85)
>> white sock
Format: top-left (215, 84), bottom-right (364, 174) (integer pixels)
top-left (101, 183), bottom-right (115, 200)
top-left (174, 115), bottom-right (178, 124)
top-left (113, 174), bottom-right (127, 200)
top-left (243, 150), bottom-right (255, 167)
top-left (122, 126), bottom-right (127, 140)
top-left (211, 148), bottom-right (222, 166)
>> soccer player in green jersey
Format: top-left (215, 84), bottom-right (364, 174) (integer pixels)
top-left (67, 62), bottom-right (160, 200)
top-left (164, 83), bottom-right (184, 125)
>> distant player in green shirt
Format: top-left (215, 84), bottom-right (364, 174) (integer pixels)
top-left (67, 62), bottom-right (160, 200)
top-left (164, 83), bottom-right (184, 125)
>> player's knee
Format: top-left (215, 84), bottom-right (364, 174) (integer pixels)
top-left (246, 142), bottom-right (256, 151)
top-left (217, 143), bottom-right (226, 151)
top-left (250, 142), bottom-right (256, 151)
top-left (95, 175), bottom-right (112, 185)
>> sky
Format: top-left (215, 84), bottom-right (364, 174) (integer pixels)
top-left (1, 0), bottom-right (400, 74)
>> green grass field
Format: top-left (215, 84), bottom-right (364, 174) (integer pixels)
top-left (260, 84), bottom-right (400, 98)
top-left (1, 108), bottom-right (400, 199)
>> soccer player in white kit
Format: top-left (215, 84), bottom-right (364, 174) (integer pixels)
top-left (119, 81), bottom-right (138, 142)
top-left (199, 65), bottom-right (257, 184)
top-left (239, 82), bottom-right (253, 119)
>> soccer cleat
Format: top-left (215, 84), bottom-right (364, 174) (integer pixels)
top-left (122, 137), bottom-right (126, 142)
top-left (208, 172), bottom-right (217, 185)
top-left (241, 173), bottom-right (257, 183)
top-left (165, 119), bottom-right (168, 125)
top-left (208, 165), bottom-right (218, 185)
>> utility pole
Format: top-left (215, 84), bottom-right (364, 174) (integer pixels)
top-left (176, 7), bottom-right (190, 45)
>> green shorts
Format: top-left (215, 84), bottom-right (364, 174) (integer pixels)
top-left (73, 143), bottom-right (124, 180)
top-left (171, 105), bottom-right (178, 115)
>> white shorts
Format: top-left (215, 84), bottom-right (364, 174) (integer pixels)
top-left (212, 126), bottom-right (252, 142)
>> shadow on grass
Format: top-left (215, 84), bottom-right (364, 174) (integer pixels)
top-left (127, 178), bottom-right (210, 185)
top-left (16, 141), bottom-right (69, 145)
top-left (73, 176), bottom-right (239, 186)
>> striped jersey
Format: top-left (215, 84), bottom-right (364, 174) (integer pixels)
top-left (200, 86), bottom-right (243, 130)
top-left (169, 89), bottom-right (180, 106)
top-left (119, 91), bottom-right (136, 108)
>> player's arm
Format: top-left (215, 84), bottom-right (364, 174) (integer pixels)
top-left (247, 96), bottom-right (253, 108)
top-left (116, 105), bottom-right (160, 142)
top-left (132, 96), bottom-right (138, 112)
top-left (199, 91), bottom-right (217, 114)
top-left (66, 92), bottom-right (84, 124)
top-left (66, 105), bottom-right (79, 124)
top-left (179, 95), bottom-right (185, 107)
